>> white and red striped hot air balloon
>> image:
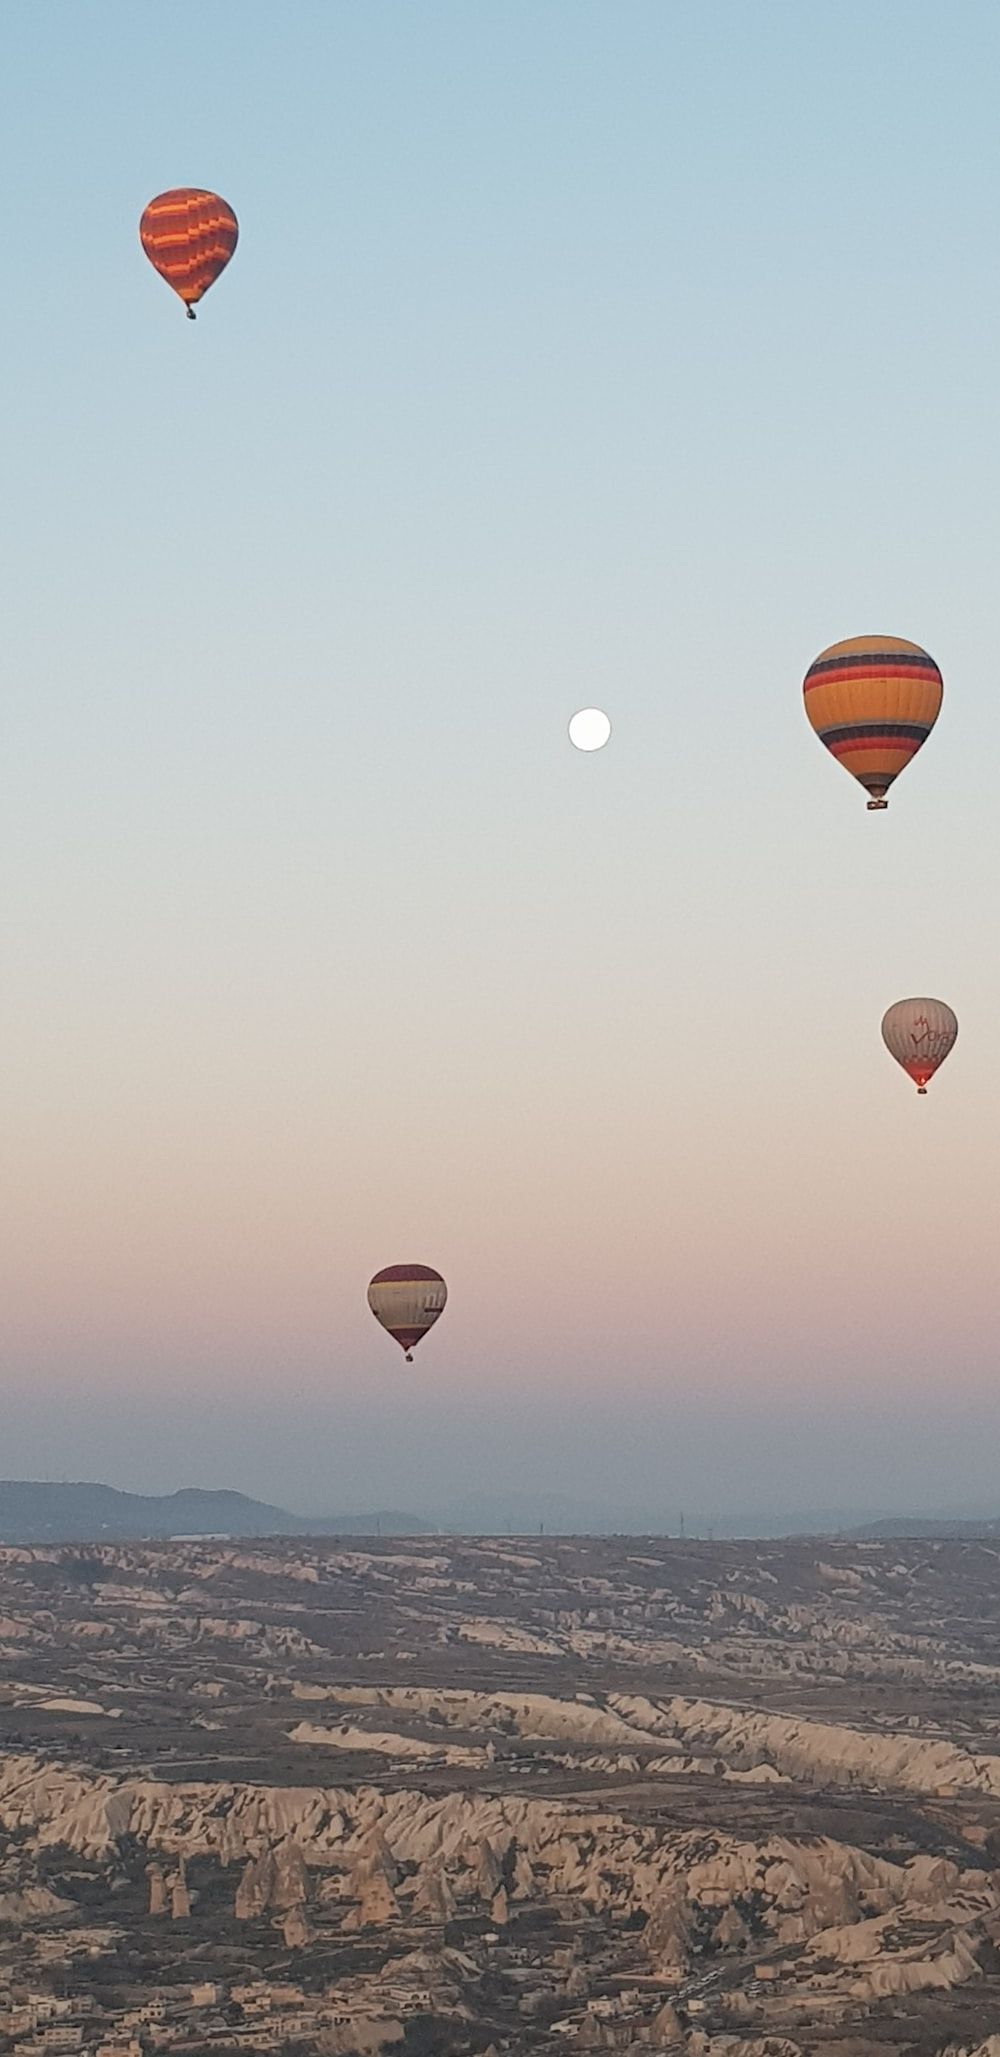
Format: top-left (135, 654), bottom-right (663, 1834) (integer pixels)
top-left (881, 998), bottom-right (958, 1095)
top-left (367, 1265), bottom-right (447, 1363)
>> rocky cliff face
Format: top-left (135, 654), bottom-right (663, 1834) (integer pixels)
top-left (0, 1746), bottom-right (995, 1980)
top-left (297, 1681), bottom-right (1000, 1801)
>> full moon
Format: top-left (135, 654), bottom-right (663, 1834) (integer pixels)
top-left (568, 707), bottom-right (612, 751)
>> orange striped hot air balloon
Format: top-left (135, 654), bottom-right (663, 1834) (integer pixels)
top-left (367, 1265), bottom-right (447, 1364)
top-left (139, 188), bottom-right (239, 319)
top-left (881, 998), bottom-right (958, 1094)
top-left (802, 635), bottom-right (943, 810)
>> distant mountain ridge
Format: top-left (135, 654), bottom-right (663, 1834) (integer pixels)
top-left (847, 1514), bottom-right (1000, 1541)
top-left (0, 1481), bottom-right (993, 1546)
top-left (0, 1482), bottom-right (430, 1545)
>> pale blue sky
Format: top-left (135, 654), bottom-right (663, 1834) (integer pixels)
top-left (2, 3), bottom-right (1000, 1523)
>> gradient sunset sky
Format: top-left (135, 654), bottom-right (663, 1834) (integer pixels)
top-left (2, 1), bottom-right (1000, 1523)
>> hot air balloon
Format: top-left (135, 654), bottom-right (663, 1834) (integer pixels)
top-left (881, 998), bottom-right (957, 1094)
top-left (368, 1265), bottom-right (447, 1363)
top-left (803, 635), bottom-right (943, 810)
top-left (139, 189), bottom-right (238, 319)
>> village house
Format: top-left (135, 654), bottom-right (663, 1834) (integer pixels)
top-left (189, 1985), bottom-right (223, 2009)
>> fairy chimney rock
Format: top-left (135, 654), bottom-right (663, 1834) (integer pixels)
top-left (235, 1849), bottom-right (276, 1921)
top-left (272, 1838), bottom-right (309, 1911)
top-left (283, 1905), bottom-right (315, 1949)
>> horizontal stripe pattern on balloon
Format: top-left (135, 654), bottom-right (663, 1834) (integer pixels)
top-left (367, 1265), bottom-right (447, 1362)
top-left (803, 651), bottom-right (942, 690)
top-left (140, 189), bottom-right (239, 312)
top-left (803, 635), bottom-right (942, 809)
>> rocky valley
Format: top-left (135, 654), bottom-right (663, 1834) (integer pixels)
top-left (1, 1532), bottom-right (1000, 2055)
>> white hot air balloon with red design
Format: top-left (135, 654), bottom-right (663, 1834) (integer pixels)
top-left (881, 998), bottom-right (958, 1095)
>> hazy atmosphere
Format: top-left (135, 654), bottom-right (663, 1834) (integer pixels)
top-left (3, 1), bottom-right (1000, 1527)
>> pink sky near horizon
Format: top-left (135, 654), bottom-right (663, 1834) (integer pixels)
top-left (0, 1023), bottom-right (993, 1408)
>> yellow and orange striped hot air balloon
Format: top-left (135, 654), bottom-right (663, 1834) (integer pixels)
top-left (139, 188), bottom-right (239, 319)
top-left (802, 635), bottom-right (943, 810)
top-left (367, 1265), bottom-right (447, 1364)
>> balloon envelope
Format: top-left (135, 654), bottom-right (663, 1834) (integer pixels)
top-left (140, 189), bottom-right (239, 315)
top-left (368, 1265), bottom-right (447, 1362)
top-left (881, 998), bottom-right (957, 1093)
top-left (803, 635), bottom-right (942, 809)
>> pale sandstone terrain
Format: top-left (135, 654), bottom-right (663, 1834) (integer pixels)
top-left (1, 1535), bottom-right (1000, 2054)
